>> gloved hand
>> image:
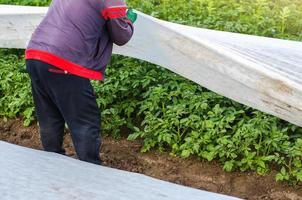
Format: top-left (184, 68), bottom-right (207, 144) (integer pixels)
top-left (127, 8), bottom-right (137, 23)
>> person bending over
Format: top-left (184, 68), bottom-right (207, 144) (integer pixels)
top-left (25, 0), bottom-right (137, 165)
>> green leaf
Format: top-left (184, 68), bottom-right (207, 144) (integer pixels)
top-left (181, 150), bottom-right (191, 158)
top-left (223, 161), bottom-right (234, 172)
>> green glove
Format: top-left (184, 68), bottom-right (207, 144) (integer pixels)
top-left (127, 8), bottom-right (137, 23)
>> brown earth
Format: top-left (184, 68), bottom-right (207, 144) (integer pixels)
top-left (1, 119), bottom-right (302, 200)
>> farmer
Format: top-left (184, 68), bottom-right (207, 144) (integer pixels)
top-left (25, 0), bottom-right (137, 165)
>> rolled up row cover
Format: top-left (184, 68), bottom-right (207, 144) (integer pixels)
top-left (0, 5), bottom-right (302, 127)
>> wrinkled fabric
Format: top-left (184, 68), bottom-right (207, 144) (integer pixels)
top-left (27, 0), bottom-right (133, 74)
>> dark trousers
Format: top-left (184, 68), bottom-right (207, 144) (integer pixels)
top-left (26, 59), bottom-right (101, 165)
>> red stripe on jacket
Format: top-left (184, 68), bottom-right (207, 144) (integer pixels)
top-left (102, 7), bottom-right (127, 20)
top-left (25, 49), bottom-right (103, 81)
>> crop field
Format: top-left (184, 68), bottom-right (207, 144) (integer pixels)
top-left (0, 0), bottom-right (302, 199)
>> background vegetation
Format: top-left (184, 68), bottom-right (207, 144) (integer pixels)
top-left (1, 0), bottom-right (302, 184)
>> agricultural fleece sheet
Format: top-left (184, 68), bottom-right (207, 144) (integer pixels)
top-left (0, 141), bottom-right (240, 200)
top-left (0, 5), bottom-right (302, 127)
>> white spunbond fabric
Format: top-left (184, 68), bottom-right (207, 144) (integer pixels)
top-left (1, 5), bottom-right (302, 127)
top-left (0, 141), bottom-right (241, 200)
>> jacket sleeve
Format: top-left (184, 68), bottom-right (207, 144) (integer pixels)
top-left (101, 0), bottom-right (134, 46)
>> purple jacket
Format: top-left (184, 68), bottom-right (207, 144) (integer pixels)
top-left (26, 0), bottom-right (134, 80)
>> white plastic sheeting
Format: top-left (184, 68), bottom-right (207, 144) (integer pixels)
top-left (0, 141), bottom-right (240, 200)
top-left (0, 5), bottom-right (302, 127)
top-left (0, 5), bottom-right (47, 48)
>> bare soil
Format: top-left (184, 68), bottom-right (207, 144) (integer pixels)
top-left (1, 119), bottom-right (302, 200)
